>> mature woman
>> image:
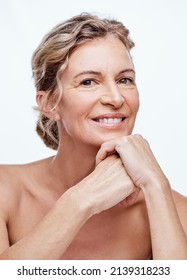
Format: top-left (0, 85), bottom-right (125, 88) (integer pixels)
top-left (0, 13), bottom-right (187, 260)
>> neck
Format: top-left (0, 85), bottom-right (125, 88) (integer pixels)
top-left (49, 140), bottom-right (99, 191)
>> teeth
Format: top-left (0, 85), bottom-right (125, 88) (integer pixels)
top-left (98, 118), bottom-right (123, 124)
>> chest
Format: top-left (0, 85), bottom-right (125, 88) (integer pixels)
top-left (7, 190), bottom-right (151, 260)
top-left (61, 207), bottom-right (152, 260)
top-left (61, 231), bottom-right (151, 260)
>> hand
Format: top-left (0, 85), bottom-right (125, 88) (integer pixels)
top-left (96, 134), bottom-right (168, 189)
top-left (73, 155), bottom-right (138, 215)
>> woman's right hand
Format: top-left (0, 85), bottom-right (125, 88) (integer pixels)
top-left (72, 155), bottom-right (138, 215)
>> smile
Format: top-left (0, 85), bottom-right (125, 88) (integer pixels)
top-left (92, 114), bottom-right (126, 128)
top-left (95, 118), bottom-right (124, 124)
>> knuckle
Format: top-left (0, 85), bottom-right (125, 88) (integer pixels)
top-left (116, 136), bottom-right (128, 147)
top-left (101, 141), bottom-right (107, 148)
top-left (134, 134), bottom-right (143, 140)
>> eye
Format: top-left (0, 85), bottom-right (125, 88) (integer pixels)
top-left (118, 77), bottom-right (134, 85)
top-left (80, 79), bottom-right (96, 86)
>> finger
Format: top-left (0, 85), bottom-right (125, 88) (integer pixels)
top-left (95, 142), bottom-right (117, 165)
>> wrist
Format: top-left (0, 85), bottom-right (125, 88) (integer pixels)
top-left (140, 174), bottom-right (171, 195)
top-left (64, 185), bottom-right (94, 220)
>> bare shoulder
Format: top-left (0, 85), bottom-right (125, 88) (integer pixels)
top-left (0, 163), bottom-right (23, 179)
top-left (0, 164), bottom-right (27, 203)
top-left (172, 189), bottom-right (187, 208)
top-left (0, 156), bottom-right (53, 187)
top-left (0, 163), bottom-right (28, 188)
top-left (0, 159), bottom-right (49, 217)
top-left (0, 157), bottom-right (53, 204)
top-left (0, 164), bottom-right (22, 222)
top-left (0, 164), bottom-right (22, 191)
top-left (172, 190), bottom-right (187, 233)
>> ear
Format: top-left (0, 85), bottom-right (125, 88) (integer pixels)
top-left (36, 91), bottom-right (61, 121)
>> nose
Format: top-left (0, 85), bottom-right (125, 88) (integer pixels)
top-left (100, 83), bottom-right (125, 108)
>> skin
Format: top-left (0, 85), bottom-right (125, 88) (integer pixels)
top-left (0, 36), bottom-right (187, 260)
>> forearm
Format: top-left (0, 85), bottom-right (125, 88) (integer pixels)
top-left (0, 189), bottom-right (92, 260)
top-left (142, 179), bottom-right (187, 260)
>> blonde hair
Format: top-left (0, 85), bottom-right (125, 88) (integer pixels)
top-left (32, 13), bottom-right (135, 150)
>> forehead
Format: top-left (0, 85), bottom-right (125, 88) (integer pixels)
top-left (66, 36), bottom-right (133, 75)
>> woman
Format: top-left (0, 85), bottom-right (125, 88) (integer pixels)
top-left (0, 13), bottom-right (186, 260)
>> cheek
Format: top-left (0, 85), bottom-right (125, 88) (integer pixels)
top-left (59, 96), bottom-right (94, 119)
top-left (69, 94), bottom-right (97, 112)
top-left (134, 98), bottom-right (140, 113)
top-left (128, 93), bottom-right (140, 115)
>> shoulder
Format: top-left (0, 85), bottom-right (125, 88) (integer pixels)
top-left (0, 164), bottom-right (22, 192)
top-left (172, 190), bottom-right (187, 234)
top-left (0, 163), bottom-right (26, 187)
top-left (172, 189), bottom-right (187, 209)
top-left (0, 164), bottom-right (22, 221)
top-left (0, 161), bottom-right (41, 219)
top-left (0, 157), bottom-right (53, 204)
top-left (0, 157), bottom-right (52, 186)
top-left (0, 163), bottom-right (26, 200)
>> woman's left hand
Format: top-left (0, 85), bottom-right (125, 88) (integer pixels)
top-left (96, 134), bottom-right (168, 190)
top-left (96, 135), bottom-right (187, 260)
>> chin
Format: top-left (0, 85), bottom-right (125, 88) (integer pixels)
top-left (88, 132), bottom-right (132, 147)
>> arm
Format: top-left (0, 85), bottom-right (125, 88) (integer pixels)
top-left (0, 156), bottom-right (136, 259)
top-left (142, 179), bottom-right (187, 259)
top-left (0, 189), bottom-right (91, 259)
top-left (96, 135), bottom-right (187, 259)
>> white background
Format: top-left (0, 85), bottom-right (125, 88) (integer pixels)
top-left (0, 260), bottom-right (187, 279)
top-left (0, 0), bottom-right (187, 195)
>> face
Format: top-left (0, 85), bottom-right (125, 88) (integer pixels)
top-left (56, 36), bottom-right (139, 148)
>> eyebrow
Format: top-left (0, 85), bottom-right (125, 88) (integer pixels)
top-left (118, 69), bottom-right (136, 75)
top-left (74, 71), bottom-right (102, 79)
top-left (73, 68), bottom-right (135, 79)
